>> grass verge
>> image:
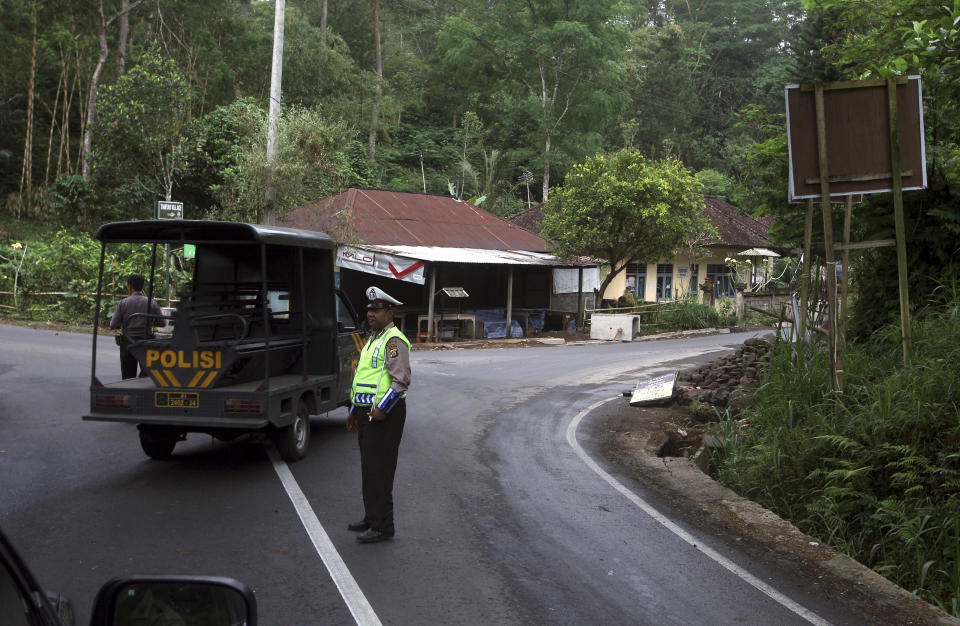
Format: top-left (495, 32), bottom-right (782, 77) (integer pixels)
top-left (713, 289), bottom-right (960, 615)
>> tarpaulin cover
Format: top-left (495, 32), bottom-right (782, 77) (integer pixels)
top-left (553, 267), bottom-right (600, 294)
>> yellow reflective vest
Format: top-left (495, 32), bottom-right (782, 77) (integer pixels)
top-left (350, 326), bottom-right (410, 407)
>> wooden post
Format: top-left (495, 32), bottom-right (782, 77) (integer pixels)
top-left (505, 267), bottom-right (514, 338)
top-left (836, 194), bottom-right (853, 391)
top-left (799, 198), bottom-right (814, 340)
top-left (426, 266), bottom-right (436, 343)
top-left (576, 266), bottom-right (584, 331)
top-left (888, 78), bottom-right (913, 365)
top-left (815, 83), bottom-right (841, 393)
top-left (839, 195), bottom-right (852, 342)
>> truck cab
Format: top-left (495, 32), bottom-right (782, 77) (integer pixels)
top-left (84, 220), bottom-right (362, 462)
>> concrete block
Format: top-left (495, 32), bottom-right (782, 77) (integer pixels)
top-left (590, 313), bottom-right (640, 341)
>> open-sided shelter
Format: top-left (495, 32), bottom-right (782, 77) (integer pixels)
top-left (280, 189), bottom-right (598, 340)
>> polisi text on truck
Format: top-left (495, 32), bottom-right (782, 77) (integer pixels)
top-left (145, 349), bottom-right (222, 370)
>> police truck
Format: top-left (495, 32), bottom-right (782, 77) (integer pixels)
top-left (84, 220), bottom-right (363, 462)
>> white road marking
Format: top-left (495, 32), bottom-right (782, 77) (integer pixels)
top-left (566, 396), bottom-right (832, 626)
top-left (267, 446), bottom-right (382, 626)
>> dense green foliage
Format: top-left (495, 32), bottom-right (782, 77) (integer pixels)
top-left (715, 288), bottom-right (960, 613)
top-left (0, 231), bottom-right (188, 323)
top-left (731, 0), bottom-right (960, 337)
top-left (1, 0), bottom-right (806, 228)
top-left (543, 150), bottom-right (713, 298)
top-left (616, 294), bottom-right (737, 331)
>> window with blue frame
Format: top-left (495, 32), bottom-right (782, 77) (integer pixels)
top-left (707, 263), bottom-right (736, 298)
top-left (626, 263), bottom-right (646, 300)
top-left (656, 264), bottom-right (673, 301)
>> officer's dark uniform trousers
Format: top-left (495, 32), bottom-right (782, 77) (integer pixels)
top-left (356, 398), bottom-right (407, 535)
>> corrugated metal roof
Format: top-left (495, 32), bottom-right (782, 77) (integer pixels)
top-left (357, 244), bottom-right (577, 266)
top-left (280, 188), bottom-right (551, 252)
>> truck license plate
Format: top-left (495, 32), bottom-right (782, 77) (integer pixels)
top-left (155, 391), bottom-right (199, 408)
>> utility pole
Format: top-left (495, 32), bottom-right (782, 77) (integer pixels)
top-left (368, 0), bottom-right (383, 161)
top-left (263, 0), bottom-right (285, 225)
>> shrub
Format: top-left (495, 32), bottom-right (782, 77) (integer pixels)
top-left (714, 286), bottom-right (960, 614)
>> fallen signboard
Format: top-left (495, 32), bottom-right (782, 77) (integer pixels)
top-left (630, 371), bottom-right (678, 407)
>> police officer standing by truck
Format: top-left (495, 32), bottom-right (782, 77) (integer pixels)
top-left (110, 274), bottom-right (162, 379)
top-left (346, 286), bottom-right (412, 543)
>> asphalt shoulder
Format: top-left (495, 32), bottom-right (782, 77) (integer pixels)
top-left (590, 398), bottom-right (959, 626)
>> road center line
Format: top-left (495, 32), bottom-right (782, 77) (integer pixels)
top-left (566, 396), bottom-right (831, 626)
top-left (267, 445), bottom-right (382, 626)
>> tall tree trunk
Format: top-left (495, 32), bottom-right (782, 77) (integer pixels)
top-left (368, 0), bottom-right (382, 161)
top-left (321, 0), bottom-right (328, 46)
top-left (82, 0), bottom-right (110, 182)
top-left (19, 0), bottom-right (38, 216)
top-left (81, 0), bottom-right (142, 182)
top-left (44, 52), bottom-right (66, 186)
top-left (61, 35), bottom-right (82, 178)
top-left (263, 0), bottom-right (285, 225)
top-left (117, 0), bottom-right (129, 74)
top-left (542, 128), bottom-right (551, 202)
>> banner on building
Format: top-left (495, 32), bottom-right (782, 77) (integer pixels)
top-left (336, 246), bottom-right (426, 285)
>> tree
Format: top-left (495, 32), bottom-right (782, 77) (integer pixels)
top-left (91, 47), bottom-right (193, 208)
top-left (802, 0), bottom-right (960, 337)
top-left (438, 0), bottom-right (626, 201)
top-left (615, 1), bottom-right (802, 172)
top-left (81, 0), bottom-right (144, 182)
top-left (542, 150), bottom-right (714, 299)
top-left (212, 104), bottom-right (372, 223)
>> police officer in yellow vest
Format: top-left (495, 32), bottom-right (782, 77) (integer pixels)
top-left (346, 286), bottom-right (412, 543)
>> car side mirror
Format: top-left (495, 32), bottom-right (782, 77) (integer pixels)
top-left (90, 575), bottom-right (256, 626)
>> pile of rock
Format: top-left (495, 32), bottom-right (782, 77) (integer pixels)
top-left (675, 335), bottom-right (776, 414)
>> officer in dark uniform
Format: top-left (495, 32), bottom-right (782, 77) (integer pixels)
top-left (346, 286), bottom-right (412, 543)
top-left (110, 273), bottom-right (162, 379)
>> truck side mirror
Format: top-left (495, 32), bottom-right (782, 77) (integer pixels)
top-left (90, 575), bottom-right (256, 626)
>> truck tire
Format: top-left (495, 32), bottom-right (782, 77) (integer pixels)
top-left (139, 427), bottom-right (177, 460)
top-left (275, 400), bottom-right (311, 462)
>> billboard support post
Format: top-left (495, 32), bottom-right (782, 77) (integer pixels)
top-left (787, 76), bottom-right (925, 377)
top-left (888, 78), bottom-right (912, 365)
top-left (814, 84), bottom-right (842, 394)
top-left (840, 194), bottom-right (853, 348)
top-left (798, 198), bottom-right (813, 341)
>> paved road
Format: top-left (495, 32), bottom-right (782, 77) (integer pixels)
top-left (0, 324), bottom-right (870, 624)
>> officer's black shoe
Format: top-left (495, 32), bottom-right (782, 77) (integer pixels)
top-left (347, 520), bottom-right (370, 532)
top-left (356, 529), bottom-right (393, 543)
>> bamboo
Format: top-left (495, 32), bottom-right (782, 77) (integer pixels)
top-left (888, 78), bottom-right (913, 364)
top-left (815, 83), bottom-right (841, 393)
top-left (839, 194), bottom-right (853, 389)
top-left (799, 198), bottom-right (814, 340)
top-left (44, 50), bottom-right (66, 186)
top-left (803, 170), bottom-right (911, 184)
top-left (19, 0), bottom-right (38, 217)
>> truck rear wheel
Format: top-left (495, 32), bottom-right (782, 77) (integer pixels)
top-left (139, 427), bottom-right (177, 460)
top-left (275, 400), bottom-right (311, 462)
